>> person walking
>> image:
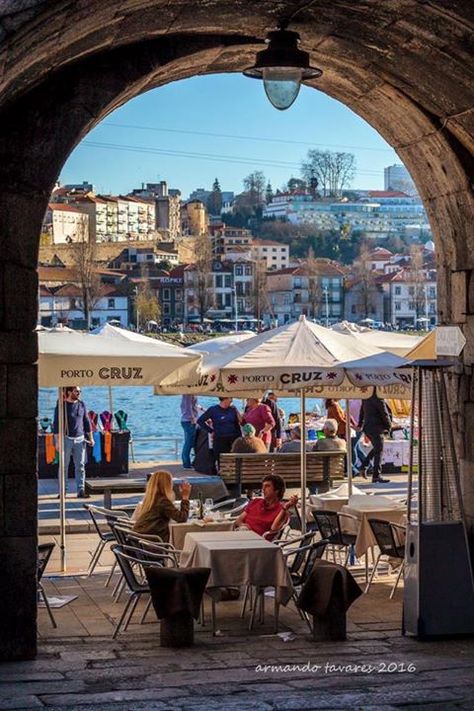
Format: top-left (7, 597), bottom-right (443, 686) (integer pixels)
top-left (180, 395), bottom-right (200, 469)
top-left (325, 398), bottom-right (357, 439)
top-left (53, 386), bottom-right (93, 498)
top-left (355, 390), bottom-right (392, 483)
top-left (197, 397), bottom-right (242, 470)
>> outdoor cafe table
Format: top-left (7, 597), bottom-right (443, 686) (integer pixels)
top-left (169, 519), bottom-right (234, 551)
top-left (340, 495), bottom-right (407, 560)
top-left (179, 530), bottom-right (293, 605)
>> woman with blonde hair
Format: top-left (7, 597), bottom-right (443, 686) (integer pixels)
top-left (133, 470), bottom-right (191, 541)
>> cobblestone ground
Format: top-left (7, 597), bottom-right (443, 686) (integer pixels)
top-left (2, 565), bottom-right (474, 710)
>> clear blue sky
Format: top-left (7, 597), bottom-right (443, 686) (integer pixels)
top-left (60, 73), bottom-right (399, 199)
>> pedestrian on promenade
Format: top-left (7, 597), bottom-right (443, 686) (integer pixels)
top-left (262, 391), bottom-right (282, 451)
top-left (242, 397), bottom-right (275, 450)
top-left (355, 390), bottom-right (392, 483)
top-left (180, 394), bottom-right (201, 469)
top-left (53, 386), bottom-right (93, 498)
top-left (197, 397), bottom-right (242, 470)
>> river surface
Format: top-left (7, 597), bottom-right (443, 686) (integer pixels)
top-left (39, 387), bottom-right (325, 460)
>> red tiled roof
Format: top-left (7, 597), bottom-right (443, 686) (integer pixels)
top-left (48, 203), bottom-right (86, 213)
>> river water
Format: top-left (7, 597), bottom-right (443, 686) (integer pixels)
top-left (39, 387), bottom-right (325, 460)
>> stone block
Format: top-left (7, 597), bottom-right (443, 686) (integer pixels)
top-left (2, 264), bottom-right (38, 331)
top-left (6, 364), bottom-right (37, 418)
top-left (0, 365), bottom-right (6, 418)
top-left (0, 536), bottom-right (37, 661)
top-left (451, 270), bottom-right (468, 323)
top-left (0, 332), bottom-right (37, 365)
top-left (0, 418), bottom-right (36, 475)
top-left (2, 472), bottom-right (37, 537)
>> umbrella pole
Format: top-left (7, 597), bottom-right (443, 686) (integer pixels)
top-left (345, 399), bottom-right (353, 497)
top-left (58, 387), bottom-right (67, 572)
top-left (300, 389), bottom-right (307, 534)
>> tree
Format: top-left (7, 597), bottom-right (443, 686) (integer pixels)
top-left (265, 181), bottom-right (274, 204)
top-left (71, 225), bottom-right (105, 329)
top-left (192, 233), bottom-right (214, 323)
top-left (409, 243), bottom-right (426, 319)
top-left (301, 150), bottom-right (356, 197)
top-left (287, 177), bottom-right (306, 193)
top-left (156, 259), bottom-right (173, 271)
top-left (207, 178), bottom-right (222, 216)
top-left (135, 279), bottom-right (161, 328)
top-left (305, 248), bottom-right (323, 320)
top-left (352, 243), bottom-right (378, 319)
top-left (250, 259), bottom-right (270, 324)
top-left (243, 170), bottom-right (266, 209)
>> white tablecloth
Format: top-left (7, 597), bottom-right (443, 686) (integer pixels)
top-left (341, 502), bottom-right (406, 558)
top-left (169, 520), bottom-right (234, 550)
top-left (180, 530), bottom-right (293, 604)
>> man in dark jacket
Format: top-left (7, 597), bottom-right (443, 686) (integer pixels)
top-left (355, 391), bottom-right (392, 483)
top-left (53, 386), bottom-right (93, 497)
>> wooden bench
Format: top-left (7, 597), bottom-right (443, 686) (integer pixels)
top-left (85, 475), bottom-right (229, 508)
top-left (219, 451), bottom-right (345, 495)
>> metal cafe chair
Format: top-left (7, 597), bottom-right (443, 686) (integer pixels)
top-left (83, 504), bottom-right (131, 581)
top-left (312, 509), bottom-right (358, 566)
top-left (38, 543), bottom-right (57, 628)
top-left (366, 518), bottom-right (406, 598)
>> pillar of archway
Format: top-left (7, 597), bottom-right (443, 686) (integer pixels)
top-left (0, 5), bottom-right (473, 660)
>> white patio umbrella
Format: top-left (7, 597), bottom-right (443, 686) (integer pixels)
top-left (159, 316), bottom-right (411, 529)
top-left (332, 321), bottom-right (423, 356)
top-left (38, 325), bottom-right (202, 570)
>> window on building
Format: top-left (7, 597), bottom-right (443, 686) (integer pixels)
top-left (408, 301), bottom-right (415, 310)
top-left (175, 289), bottom-right (183, 300)
top-left (224, 275), bottom-right (232, 288)
top-left (176, 303), bottom-right (183, 315)
top-left (408, 286), bottom-right (415, 296)
top-left (294, 278), bottom-right (302, 288)
top-left (163, 303), bottom-right (170, 315)
top-left (108, 298), bottom-right (115, 308)
top-left (69, 298), bottom-right (77, 310)
top-left (235, 265), bottom-right (243, 276)
top-left (244, 266), bottom-right (252, 276)
top-left (395, 286), bottom-right (401, 295)
top-left (225, 293), bottom-right (232, 307)
top-left (163, 288), bottom-right (170, 301)
top-left (395, 303), bottom-right (401, 311)
top-left (351, 304), bottom-right (356, 313)
top-left (429, 287), bottom-right (436, 299)
top-left (215, 275), bottom-right (223, 288)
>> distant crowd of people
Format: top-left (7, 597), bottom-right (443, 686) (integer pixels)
top-left (181, 391), bottom-right (393, 485)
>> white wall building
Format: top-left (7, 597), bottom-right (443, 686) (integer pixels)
top-left (384, 164), bottom-right (417, 195)
top-left (38, 284), bottom-right (129, 328)
top-left (43, 203), bottom-right (89, 244)
top-left (252, 239), bottom-right (289, 270)
top-left (389, 269), bottom-right (437, 327)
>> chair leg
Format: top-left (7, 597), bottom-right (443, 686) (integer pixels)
top-left (274, 592), bottom-right (279, 634)
top-left (249, 587), bottom-right (259, 630)
top-left (259, 589), bottom-right (265, 624)
top-left (365, 553), bottom-right (382, 594)
top-left (105, 559), bottom-right (117, 588)
top-left (113, 596), bottom-right (134, 639)
top-left (140, 596), bottom-right (152, 624)
top-left (123, 595), bottom-right (140, 633)
top-left (211, 598), bottom-right (217, 636)
top-left (113, 577), bottom-right (125, 602)
top-left (240, 585), bottom-right (250, 618)
top-left (87, 540), bottom-right (105, 576)
top-left (39, 584), bottom-right (57, 629)
top-left (390, 561), bottom-right (405, 599)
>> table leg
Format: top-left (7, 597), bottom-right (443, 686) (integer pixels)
top-left (274, 592), bottom-right (280, 633)
top-left (104, 489), bottom-right (112, 509)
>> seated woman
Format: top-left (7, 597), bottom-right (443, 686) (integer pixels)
top-left (233, 474), bottom-right (297, 537)
top-left (231, 423), bottom-right (268, 453)
top-left (133, 470), bottom-right (191, 542)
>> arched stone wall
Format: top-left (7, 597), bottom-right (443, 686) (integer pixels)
top-left (0, 1), bottom-right (473, 659)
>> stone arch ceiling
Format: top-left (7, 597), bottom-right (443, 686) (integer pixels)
top-left (0, 0), bottom-right (473, 273)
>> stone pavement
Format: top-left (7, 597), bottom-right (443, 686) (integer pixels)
top-left (5, 536), bottom-right (474, 710)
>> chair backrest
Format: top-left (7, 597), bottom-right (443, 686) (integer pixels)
top-left (368, 519), bottom-right (403, 558)
top-left (287, 532), bottom-right (317, 575)
top-left (312, 510), bottom-right (340, 542)
top-left (300, 540), bottom-right (329, 585)
top-left (111, 544), bottom-right (171, 592)
top-left (38, 542), bottom-right (55, 583)
top-left (84, 504), bottom-right (130, 541)
top-left (111, 523), bottom-right (136, 545)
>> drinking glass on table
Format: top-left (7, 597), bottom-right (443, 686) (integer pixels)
top-left (204, 498), bottom-right (214, 515)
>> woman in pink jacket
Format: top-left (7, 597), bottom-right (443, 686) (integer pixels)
top-left (242, 398), bottom-right (275, 449)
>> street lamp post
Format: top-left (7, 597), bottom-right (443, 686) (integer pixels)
top-left (134, 287), bottom-right (139, 331)
top-left (233, 284), bottom-right (238, 332)
top-left (323, 287), bottom-right (329, 327)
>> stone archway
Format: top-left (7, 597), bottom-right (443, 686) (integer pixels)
top-left (0, 1), bottom-right (473, 660)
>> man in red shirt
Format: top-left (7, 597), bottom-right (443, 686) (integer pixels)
top-left (233, 475), bottom-right (298, 537)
